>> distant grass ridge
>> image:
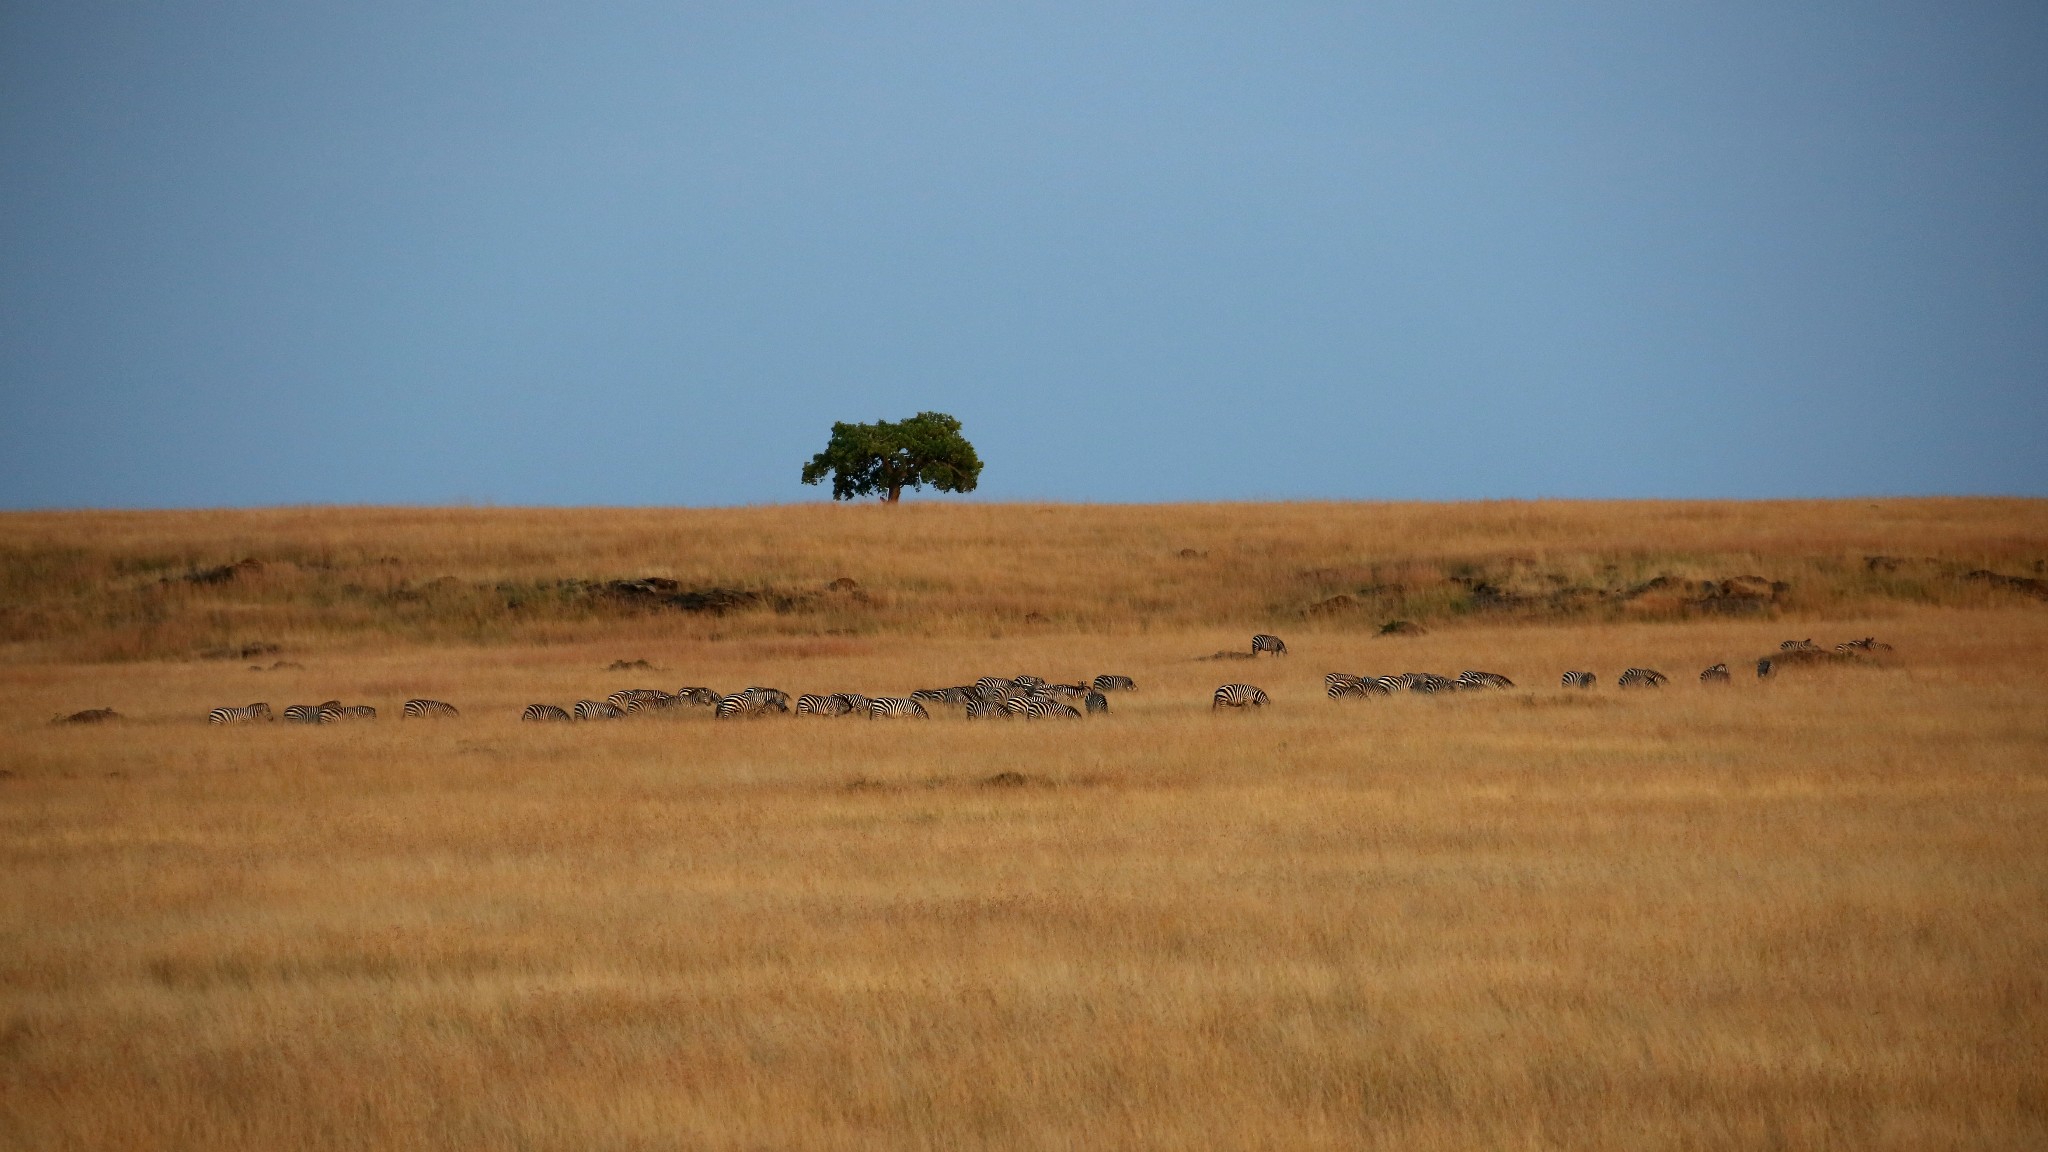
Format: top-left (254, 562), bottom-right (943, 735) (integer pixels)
top-left (1, 498), bottom-right (2043, 662)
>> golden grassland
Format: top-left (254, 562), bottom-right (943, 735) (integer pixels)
top-left (3, 500), bottom-right (2046, 1149)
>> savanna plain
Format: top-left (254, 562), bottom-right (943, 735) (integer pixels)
top-left (3, 499), bottom-right (2046, 1150)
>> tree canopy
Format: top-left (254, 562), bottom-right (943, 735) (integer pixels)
top-left (800, 411), bottom-right (982, 504)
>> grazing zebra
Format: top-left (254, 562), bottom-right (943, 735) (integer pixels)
top-left (1836, 637), bottom-right (1893, 653)
top-left (607, 688), bottom-right (668, 711)
top-left (1699, 663), bottom-right (1732, 685)
top-left (522, 703), bottom-right (572, 722)
top-left (1325, 673), bottom-right (1364, 692)
top-left (835, 693), bottom-right (872, 713)
top-left (1457, 670), bottom-right (1514, 690)
top-left (913, 686), bottom-right (977, 706)
top-left (1617, 667), bottom-right (1668, 689)
top-left (402, 698), bottom-right (459, 719)
top-left (1399, 673), bottom-right (1457, 694)
top-left (1092, 674), bottom-right (1136, 692)
top-left (1780, 638), bottom-right (1820, 652)
top-left (975, 677), bottom-right (1013, 699)
top-left (622, 692), bottom-right (680, 714)
top-left (965, 698), bottom-right (1007, 719)
top-left (318, 703), bottom-right (377, 722)
top-left (573, 699), bottom-right (624, 720)
top-left (209, 703), bottom-right (273, 724)
top-left (999, 693), bottom-right (1036, 716)
top-left (1755, 657), bottom-right (1774, 679)
top-left (1022, 698), bottom-right (1082, 719)
top-left (1560, 671), bottom-right (1596, 689)
top-left (715, 694), bottom-right (775, 718)
top-left (1212, 683), bottom-right (1270, 710)
top-left (1084, 690), bottom-right (1108, 714)
top-left (673, 687), bottom-right (723, 708)
top-left (1011, 674), bottom-right (1046, 689)
top-left (868, 697), bottom-right (929, 719)
top-left (1040, 682), bottom-right (1088, 700)
top-left (796, 693), bottom-right (855, 717)
top-left (282, 704), bottom-right (324, 723)
top-left (1251, 634), bottom-right (1288, 656)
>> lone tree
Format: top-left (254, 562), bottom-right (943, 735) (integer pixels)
top-left (801, 411), bottom-right (982, 504)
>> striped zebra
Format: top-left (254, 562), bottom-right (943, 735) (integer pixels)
top-left (319, 703), bottom-right (377, 722)
top-left (282, 704), bottom-right (324, 723)
top-left (796, 693), bottom-right (855, 717)
top-left (1251, 634), bottom-right (1288, 656)
top-left (1212, 683), bottom-right (1269, 710)
top-left (622, 693), bottom-right (681, 714)
top-left (521, 703), bottom-right (572, 722)
top-left (573, 699), bottom-right (624, 720)
top-left (1617, 667), bottom-right (1668, 689)
top-left (1400, 673), bottom-right (1458, 694)
top-left (1560, 671), bottom-right (1596, 689)
top-left (975, 677), bottom-right (1013, 699)
top-left (1092, 675), bottom-right (1136, 692)
top-left (715, 694), bottom-right (773, 718)
top-left (1039, 683), bottom-right (1088, 700)
top-left (1780, 639), bottom-right (1820, 652)
top-left (1010, 674), bottom-right (1046, 689)
top-left (836, 692), bottom-right (872, 713)
top-left (209, 702), bottom-right (273, 724)
top-left (1755, 657), bottom-right (1774, 679)
top-left (1083, 690), bottom-right (1108, 715)
top-left (1836, 637), bottom-right (1893, 653)
top-left (999, 693), bottom-right (1037, 716)
top-left (965, 698), bottom-right (1007, 719)
top-left (1699, 663), bottom-right (1731, 685)
top-left (607, 688), bottom-right (668, 711)
top-left (1457, 670), bottom-right (1514, 690)
top-left (402, 699), bottom-right (459, 719)
top-left (1022, 698), bottom-right (1082, 719)
top-left (673, 687), bottom-right (723, 708)
top-left (912, 686), bottom-right (976, 706)
top-left (868, 697), bottom-right (930, 719)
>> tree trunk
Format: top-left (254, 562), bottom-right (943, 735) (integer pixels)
top-left (886, 485), bottom-right (901, 503)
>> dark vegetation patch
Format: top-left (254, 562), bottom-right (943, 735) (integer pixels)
top-left (52, 708), bottom-right (121, 724)
top-left (607, 658), bottom-right (657, 671)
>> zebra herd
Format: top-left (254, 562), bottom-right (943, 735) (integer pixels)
top-left (208, 698), bottom-right (455, 724)
top-left (519, 673), bottom-right (1135, 724)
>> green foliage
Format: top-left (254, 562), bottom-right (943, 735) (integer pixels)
top-left (800, 412), bottom-right (982, 503)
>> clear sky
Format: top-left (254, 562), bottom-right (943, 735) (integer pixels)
top-left (3, 2), bottom-right (2044, 508)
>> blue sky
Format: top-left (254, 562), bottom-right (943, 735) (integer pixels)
top-left (3, 2), bottom-right (2044, 507)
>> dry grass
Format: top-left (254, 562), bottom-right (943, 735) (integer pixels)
top-left (3, 501), bottom-right (2046, 1149)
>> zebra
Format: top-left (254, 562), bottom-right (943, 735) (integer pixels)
top-left (1457, 670), bottom-right (1514, 690)
top-left (715, 694), bottom-right (782, 718)
top-left (975, 677), bottom-right (1013, 699)
top-left (1010, 674), bottom-right (1046, 689)
top-left (1699, 663), bottom-right (1732, 685)
top-left (965, 698), bottom-right (1008, 719)
top-left (1755, 657), bottom-right (1774, 679)
top-left (796, 693), bottom-right (855, 717)
top-left (1021, 698), bottom-right (1082, 719)
top-left (1780, 639), bottom-right (1820, 652)
top-left (1083, 690), bottom-right (1109, 715)
top-left (622, 692), bottom-right (681, 714)
top-left (282, 704), bottom-right (324, 724)
top-left (1617, 668), bottom-right (1668, 689)
top-left (402, 699), bottom-right (459, 719)
top-left (522, 703), bottom-right (572, 722)
top-left (607, 688), bottom-right (668, 711)
top-left (1401, 673), bottom-right (1458, 694)
top-left (673, 687), bottom-right (723, 708)
top-left (319, 703), bottom-right (377, 722)
top-left (573, 699), bottom-right (624, 720)
top-left (1251, 634), bottom-right (1288, 656)
top-left (209, 702), bottom-right (273, 724)
top-left (1039, 682), bottom-right (1088, 700)
top-left (1325, 672), bottom-right (1364, 693)
top-left (836, 692), bottom-right (872, 713)
top-left (868, 697), bottom-right (929, 719)
top-left (1212, 683), bottom-right (1269, 710)
top-left (1560, 671), bottom-right (1596, 689)
top-left (912, 686), bottom-right (976, 706)
top-left (1092, 674), bottom-right (1136, 692)
top-left (740, 686), bottom-right (791, 708)
top-left (1836, 637), bottom-right (1893, 653)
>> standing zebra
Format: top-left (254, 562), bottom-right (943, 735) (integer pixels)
top-left (975, 677), bottom-right (1013, 699)
top-left (965, 699), bottom-right (1007, 719)
top-left (209, 703), bottom-right (274, 724)
top-left (1617, 667), bottom-right (1668, 689)
top-left (674, 687), bottom-right (723, 708)
top-left (522, 703), bottom-right (572, 722)
top-left (402, 699), bottom-right (459, 718)
top-left (607, 688), bottom-right (668, 711)
top-left (282, 704), bottom-right (324, 723)
top-left (1780, 639), bottom-right (1820, 652)
top-left (1251, 634), bottom-right (1288, 656)
top-left (1325, 672), bottom-right (1364, 693)
top-left (868, 697), bottom-right (930, 719)
top-left (1021, 698), bottom-right (1082, 719)
top-left (318, 703), bottom-right (377, 722)
top-left (1560, 671), bottom-right (1596, 689)
top-left (1212, 683), bottom-right (1270, 710)
top-left (1083, 690), bottom-right (1109, 714)
top-left (1091, 674), bottom-right (1137, 692)
top-left (1699, 664), bottom-right (1732, 685)
top-left (573, 700), bottom-right (625, 720)
top-left (796, 693), bottom-right (855, 717)
top-left (1456, 670), bottom-right (1514, 690)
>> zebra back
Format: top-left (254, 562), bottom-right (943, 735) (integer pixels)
top-left (282, 704), bottom-right (324, 723)
top-left (1618, 667), bottom-right (1667, 688)
top-left (1022, 698), bottom-right (1081, 719)
top-left (573, 699), bottom-right (623, 720)
top-left (1083, 690), bottom-right (1108, 714)
top-left (868, 697), bottom-right (929, 719)
top-left (1457, 670), bottom-right (1514, 690)
top-left (796, 693), bottom-right (853, 717)
top-left (208, 703), bottom-right (272, 724)
top-left (1699, 664), bottom-right (1731, 684)
top-left (1091, 674), bottom-right (1136, 692)
top-left (1251, 634), bottom-right (1287, 656)
top-left (1560, 671), bottom-right (1595, 689)
top-left (964, 699), bottom-right (1007, 719)
top-left (521, 703), bottom-right (571, 722)
top-left (403, 698), bottom-right (459, 718)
